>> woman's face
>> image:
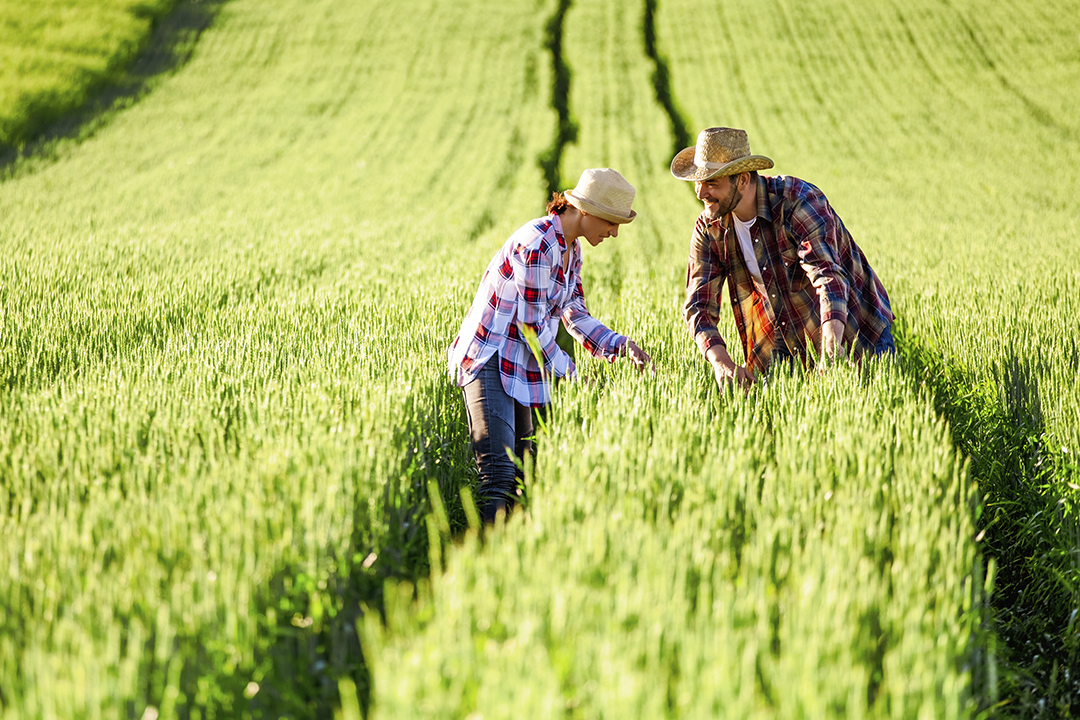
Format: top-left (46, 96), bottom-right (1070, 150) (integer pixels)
top-left (579, 213), bottom-right (620, 246)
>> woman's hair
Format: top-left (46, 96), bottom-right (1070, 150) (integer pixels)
top-left (546, 191), bottom-right (572, 215)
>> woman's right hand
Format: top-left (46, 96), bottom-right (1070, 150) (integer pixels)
top-left (623, 339), bottom-right (655, 376)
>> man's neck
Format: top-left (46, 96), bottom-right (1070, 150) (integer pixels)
top-left (732, 177), bottom-right (757, 222)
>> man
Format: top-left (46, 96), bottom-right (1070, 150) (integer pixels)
top-left (672, 127), bottom-right (895, 390)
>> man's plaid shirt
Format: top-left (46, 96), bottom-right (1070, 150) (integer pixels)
top-left (685, 174), bottom-right (894, 374)
top-left (449, 214), bottom-right (626, 406)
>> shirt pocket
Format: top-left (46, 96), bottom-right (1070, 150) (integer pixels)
top-left (780, 248), bottom-right (809, 292)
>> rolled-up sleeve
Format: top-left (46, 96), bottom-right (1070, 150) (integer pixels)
top-left (684, 220), bottom-right (728, 356)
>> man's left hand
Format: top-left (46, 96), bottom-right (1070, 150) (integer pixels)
top-left (822, 319), bottom-right (846, 360)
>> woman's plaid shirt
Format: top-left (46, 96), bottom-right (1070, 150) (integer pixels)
top-left (449, 214), bottom-right (626, 407)
top-left (684, 175), bottom-right (894, 374)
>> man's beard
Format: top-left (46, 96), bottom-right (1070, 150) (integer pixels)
top-left (704, 180), bottom-right (740, 219)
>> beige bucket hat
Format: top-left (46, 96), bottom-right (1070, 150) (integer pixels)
top-left (565, 168), bottom-right (637, 224)
top-left (670, 127), bottom-right (774, 182)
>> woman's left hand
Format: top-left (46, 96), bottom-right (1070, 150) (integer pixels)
top-left (623, 340), bottom-right (655, 376)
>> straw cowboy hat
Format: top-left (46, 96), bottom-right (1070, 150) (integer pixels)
top-left (670, 127), bottom-right (774, 182)
top-left (565, 168), bottom-right (637, 224)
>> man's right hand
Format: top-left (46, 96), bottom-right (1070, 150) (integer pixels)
top-left (712, 361), bottom-right (755, 392)
top-left (706, 346), bottom-right (755, 392)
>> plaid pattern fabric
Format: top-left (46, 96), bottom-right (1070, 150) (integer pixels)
top-left (685, 175), bottom-right (894, 374)
top-left (449, 214), bottom-right (626, 406)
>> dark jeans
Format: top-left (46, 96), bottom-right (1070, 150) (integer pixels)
top-left (873, 324), bottom-right (896, 355)
top-left (771, 323), bottom-right (896, 366)
top-left (461, 358), bottom-right (534, 523)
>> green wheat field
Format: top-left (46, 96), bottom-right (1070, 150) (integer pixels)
top-left (1, 0), bottom-right (1078, 717)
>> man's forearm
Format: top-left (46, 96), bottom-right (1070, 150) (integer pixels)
top-left (705, 344), bottom-right (737, 373)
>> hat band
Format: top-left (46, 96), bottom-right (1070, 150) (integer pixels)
top-left (696, 159), bottom-right (736, 169)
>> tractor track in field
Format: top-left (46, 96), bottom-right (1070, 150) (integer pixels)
top-left (0, 0), bottom-right (228, 179)
top-left (538, 0), bottom-right (579, 197)
top-left (537, 0), bottom-right (691, 195)
top-left (642, 0), bottom-right (692, 165)
top-left (901, 327), bottom-right (1080, 714)
top-left (939, 0), bottom-right (1077, 143)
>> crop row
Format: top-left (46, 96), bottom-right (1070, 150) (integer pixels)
top-left (0, 0), bottom-right (199, 157)
top-left (658, 0), bottom-right (1080, 709)
top-left (1, 0), bottom-right (563, 715)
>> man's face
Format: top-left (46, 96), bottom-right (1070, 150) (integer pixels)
top-left (695, 174), bottom-right (740, 219)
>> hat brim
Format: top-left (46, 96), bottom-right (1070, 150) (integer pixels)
top-left (669, 146), bottom-right (774, 181)
top-left (565, 190), bottom-right (637, 224)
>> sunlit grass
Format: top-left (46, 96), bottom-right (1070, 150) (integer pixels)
top-left (0, 0), bottom-right (179, 149)
top-left (0, 0), bottom-right (1078, 716)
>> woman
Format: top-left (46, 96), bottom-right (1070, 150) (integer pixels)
top-left (448, 168), bottom-right (653, 523)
